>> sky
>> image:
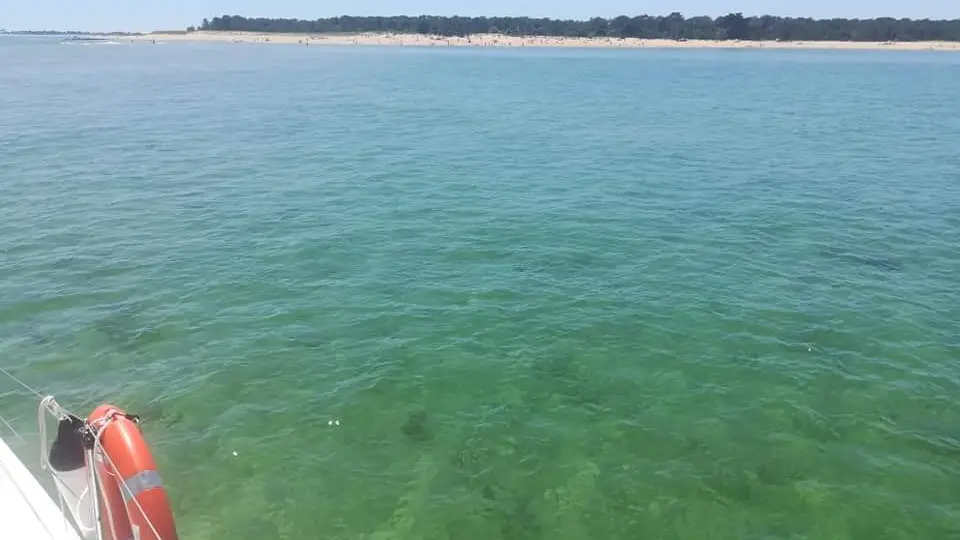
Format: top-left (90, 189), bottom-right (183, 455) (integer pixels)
top-left (4, 0), bottom-right (959, 32)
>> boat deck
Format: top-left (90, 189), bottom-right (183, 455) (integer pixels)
top-left (0, 437), bottom-right (81, 540)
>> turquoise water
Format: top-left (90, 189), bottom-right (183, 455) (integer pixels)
top-left (2, 37), bottom-right (960, 539)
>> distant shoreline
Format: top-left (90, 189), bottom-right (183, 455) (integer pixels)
top-left (120, 31), bottom-right (960, 51)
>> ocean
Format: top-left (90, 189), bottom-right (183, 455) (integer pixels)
top-left (1, 36), bottom-right (959, 539)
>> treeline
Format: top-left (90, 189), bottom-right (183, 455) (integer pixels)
top-left (196, 14), bottom-right (960, 42)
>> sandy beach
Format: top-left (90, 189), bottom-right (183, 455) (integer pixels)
top-left (123, 31), bottom-right (960, 51)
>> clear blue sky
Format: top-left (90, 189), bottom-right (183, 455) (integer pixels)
top-left (5, 0), bottom-right (959, 32)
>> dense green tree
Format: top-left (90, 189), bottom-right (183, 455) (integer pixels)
top-left (718, 13), bottom-right (749, 40)
top-left (197, 14), bottom-right (960, 42)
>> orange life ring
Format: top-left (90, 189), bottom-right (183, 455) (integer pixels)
top-left (88, 404), bottom-right (179, 540)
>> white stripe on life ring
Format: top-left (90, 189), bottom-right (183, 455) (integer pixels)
top-left (122, 470), bottom-right (164, 503)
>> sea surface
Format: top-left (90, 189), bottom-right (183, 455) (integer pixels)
top-left (1, 36), bottom-right (959, 539)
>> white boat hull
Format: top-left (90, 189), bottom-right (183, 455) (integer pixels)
top-left (0, 437), bottom-right (81, 540)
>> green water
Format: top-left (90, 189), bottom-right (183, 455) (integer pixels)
top-left (2, 38), bottom-right (959, 539)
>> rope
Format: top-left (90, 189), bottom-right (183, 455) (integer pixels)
top-left (86, 448), bottom-right (104, 540)
top-left (0, 365), bottom-right (45, 398)
top-left (93, 422), bottom-right (120, 540)
top-left (2, 367), bottom-right (51, 444)
top-left (0, 414), bottom-right (23, 441)
top-left (69, 484), bottom-right (94, 535)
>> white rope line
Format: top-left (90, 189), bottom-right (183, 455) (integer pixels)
top-left (48, 461), bottom-right (98, 535)
top-left (93, 422), bottom-right (120, 540)
top-left (0, 365), bottom-right (45, 398)
top-left (86, 448), bottom-right (104, 540)
top-left (55, 483), bottom-right (81, 537)
top-left (0, 413), bottom-right (23, 441)
top-left (94, 415), bottom-right (166, 540)
top-left (71, 484), bottom-right (94, 533)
